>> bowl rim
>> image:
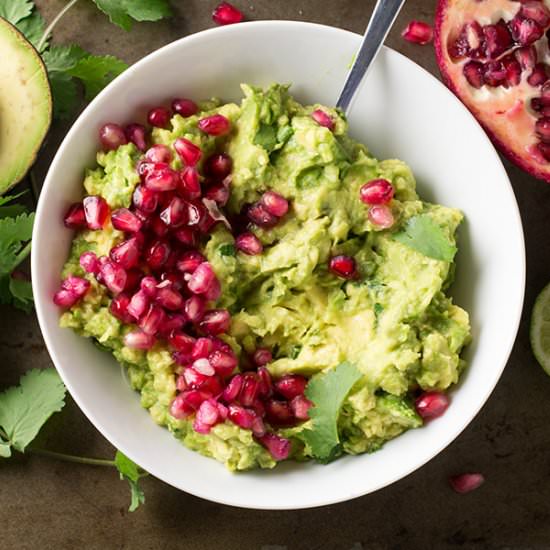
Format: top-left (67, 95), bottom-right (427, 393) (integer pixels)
top-left (32, 20), bottom-right (526, 510)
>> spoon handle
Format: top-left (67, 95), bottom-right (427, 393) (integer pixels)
top-left (336, 0), bottom-right (406, 113)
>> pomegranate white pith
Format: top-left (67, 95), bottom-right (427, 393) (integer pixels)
top-left (435, 0), bottom-right (550, 182)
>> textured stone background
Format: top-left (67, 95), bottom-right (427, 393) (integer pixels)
top-left (2, 1), bottom-right (550, 548)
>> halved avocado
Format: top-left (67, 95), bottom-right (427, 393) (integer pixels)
top-left (0, 17), bottom-right (52, 194)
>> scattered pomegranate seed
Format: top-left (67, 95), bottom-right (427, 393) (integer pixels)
top-left (60, 275), bottom-right (90, 297)
top-left (359, 179), bottom-right (394, 205)
top-left (205, 182), bottom-right (230, 206)
top-left (147, 106), bottom-right (171, 128)
top-left (83, 196), bottom-right (110, 230)
top-left (415, 391), bottom-right (450, 419)
top-left (290, 395), bottom-right (312, 420)
top-left (145, 240), bottom-right (171, 271)
top-left (99, 261), bottom-right (127, 294)
top-left (253, 348), bottom-right (272, 367)
top-left (124, 330), bottom-right (156, 350)
top-left (449, 473), bottom-right (485, 494)
top-left (127, 289), bottom-right (150, 320)
top-left (261, 190), bottom-right (289, 217)
top-left (402, 20), bottom-right (433, 45)
top-left (174, 138), bottom-right (202, 166)
top-left (99, 123), bottom-right (127, 151)
top-left (246, 203), bottom-right (278, 227)
top-left (228, 404), bottom-right (255, 429)
top-left (109, 293), bottom-right (133, 323)
top-left (168, 331), bottom-right (196, 353)
top-left (274, 374), bottom-right (307, 400)
top-left (179, 167), bottom-right (202, 200)
top-left (132, 185), bottom-right (158, 213)
top-left (145, 166), bottom-right (179, 192)
top-left (172, 98), bottom-right (199, 117)
top-left (235, 232), bottom-right (263, 255)
top-left (257, 433), bottom-right (291, 461)
top-left (110, 238), bottom-right (140, 269)
top-left (368, 205), bottom-right (394, 229)
top-left (156, 286), bottom-right (184, 310)
top-left (329, 255), bottom-right (357, 279)
top-left (79, 251), bottom-right (100, 274)
top-left (64, 202), bottom-right (87, 229)
top-left (265, 399), bottom-right (294, 425)
top-left (145, 144), bottom-right (173, 164)
top-left (111, 208), bottom-right (142, 233)
top-left (199, 309), bottom-right (231, 335)
top-left (311, 109), bottom-right (335, 130)
top-left (53, 289), bottom-right (79, 308)
top-left (198, 114), bottom-right (231, 136)
top-left (188, 262), bottom-right (217, 294)
top-left (212, 1), bottom-right (243, 25)
top-left (125, 123), bottom-right (147, 151)
top-left (204, 153), bottom-right (232, 178)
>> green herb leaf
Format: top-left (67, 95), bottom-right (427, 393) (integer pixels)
top-left (42, 44), bottom-right (87, 72)
top-left (48, 71), bottom-right (79, 119)
top-left (0, 0), bottom-right (34, 25)
top-left (290, 345), bottom-right (302, 359)
top-left (0, 193), bottom-right (28, 220)
top-left (0, 438), bottom-right (11, 458)
top-left (16, 9), bottom-right (48, 51)
top-left (219, 244), bottom-right (236, 257)
top-left (392, 214), bottom-right (457, 262)
top-left (302, 362), bottom-right (362, 463)
top-left (254, 123), bottom-right (278, 152)
top-left (0, 368), bottom-right (66, 453)
top-left (8, 276), bottom-right (34, 313)
top-left (0, 212), bottom-right (34, 274)
top-left (91, 0), bottom-right (172, 31)
top-left (115, 451), bottom-right (146, 512)
top-left (68, 54), bottom-right (128, 100)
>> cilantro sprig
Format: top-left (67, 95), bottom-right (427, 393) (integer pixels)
top-left (302, 362), bottom-right (363, 463)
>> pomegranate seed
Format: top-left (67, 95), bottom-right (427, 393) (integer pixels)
top-left (257, 433), bottom-right (291, 461)
top-left (132, 185), bottom-right (158, 213)
top-left (228, 404), bottom-right (255, 429)
top-left (124, 123), bottom-right (147, 151)
top-left (509, 15), bottom-right (543, 46)
top-left (528, 63), bottom-right (549, 87)
top-left (109, 293), bottom-right (133, 323)
top-left (53, 289), bottom-right (78, 308)
top-left (536, 117), bottom-right (550, 143)
top-left (204, 278), bottom-right (221, 302)
top-left (265, 399), bottom-right (294, 426)
top-left (124, 330), bottom-right (155, 350)
top-left (274, 374), bottom-right (307, 400)
top-left (251, 399), bottom-right (266, 418)
top-left (110, 238), bottom-right (140, 269)
top-left (251, 416), bottom-right (266, 437)
top-left (139, 304), bottom-right (166, 335)
top-left (239, 374), bottom-right (260, 406)
top-left (196, 399), bottom-right (220, 426)
top-left (99, 123), bottom-right (127, 151)
top-left (415, 391), bottom-right (450, 419)
top-left (209, 350), bottom-right (237, 377)
top-left (187, 262), bottom-right (217, 293)
top-left (253, 348), bottom-right (272, 367)
top-left (174, 138), bottom-right (202, 166)
top-left (178, 167), bottom-right (202, 200)
top-left (212, 2), bottom-right (243, 25)
top-left (483, 20), bottom-right (512, 59)
top-left (193, 358), bottom-right (216, 376)
top-left (172, 98), bottom-right (198, 117)
top-left (145, 166), bottom-right (179, 192)
top-left (311, 109), bottom-right (335, 130)
top-left (148, 215), bottom-right (168, 238)
top-left (99, 261), bottom-right (127, 294)
top-left (184, 367), bottom-right (209, 389)
top-left (145, 144), bottom-right (172, 164)
top-left (60, 275), bottom-right (89, 298)
top-left (359, 179), bottom-right (394, 205)
top-left (449, 473), bottom-right (485, 494)
top-left (329, 255), bottom-right (357, 279)
top-left (222, 374), bottom-right (243, 402)
top-left (147, 106), bottom-right (170, 128)
top-left (290, 395), bottom-right (312, 420)
top-left (198, 114), bottom-right (231, 136)
top-left (63, 202), bottom-right (87, 229)
top-left (211, 337), bottom-right (232, 354)
top-left (201, 375), bottom-right (223, 396)
top-left (368, 205), bottom-right (394, 228)
top-left (123, 268), bottom-right (141, 293)
top-left (515, 46), bottom-right (537, 70)
top-left (401, 20), bottom-right (433, 45)
top-left (199, 309), bottom-right (230, 335)
top-left (205, 182), bottom-right (230, 206)
top-left (217, 402), bottom-right (228, 420)
top-left (449, 21), bottom-right (483, 59)
top-left (145, 240), bottom-right (171, 270)
top-left (127, 289), bottom-right (150, 320)
top-left (169, 331), bottom-right (195, 353)
top-left (235, 232), bottom-right (263, 255)
top-left (176, 374), bottom-right (187, 391)
top-left (158, 313), bottom-right (186, 336)
top-left (79, 251), bottom-right (100, 274)
top-left (204, 153), bottom-right (232, 178)
top-left (463, 61), bottom-right (485, 89)
top-left (173, 227), bottom-right (197, 247)
top-left (156, 286), bottom-right (184, 310)
top-left (246, 203), bottom-right (278, 227)
top-left (520, 2), bottom-right (550, 27)
top-left (160, 196), bottom-right (187, 227)
top-left (170, 394), bottom-right (194, 419)
top-left (184, 295), bottom-right (206, 322)
top-left (192, 337), bottom-right (215, 360)
top-left (139, 276), bottom-right (157, 298)
top-left (83, 196), bottom-right (110, 230)
top-left (111, 208), bottom-right (142, 233)
top-left (257, 367), bottom-right (273, 397)
top-left (260, 190), bottom-right (289, 217)
top-left (193, 419), bottom-right (212, 434)
top-left (184, 200), bottom-right (206, 227)
top-left (483, 61), bottom-right (507, 87)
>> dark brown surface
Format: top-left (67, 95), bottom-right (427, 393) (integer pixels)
top-left (2, 1), bottom-right (549, 548)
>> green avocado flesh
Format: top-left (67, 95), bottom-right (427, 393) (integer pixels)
top-left (0, 17), bottom-right (52, 194)
top-left (59, 84), bottom-right (471, 471)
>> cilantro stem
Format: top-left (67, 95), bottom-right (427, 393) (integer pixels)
top-left (8, 241), bottom-right (32, 274)
top-left (37, 0), bottom-right (80, 52)
top-left (27, 447), bottom-right (116, 468)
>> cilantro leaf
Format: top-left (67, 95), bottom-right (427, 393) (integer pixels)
top-left (0, 0), bottom-right (34, 25)
top-left (0, 368), bottom-right (66, 453)
top-left (68, 55), bottom-right (128, 100)
top-left (392, 214), bottom-right (457, 262)
top-left (302, 362), bottom-right (362, 463)
top-left (42, 44), bottom-right (87, 72)
top-left (48, 71), bottom-right (79, 119)
top-left (115, 451), bottom-right (146, 512)
top-left (0, 193), bottom-right (28, 220)
top-left (0, 212), bottom-right (34, 274)
top-left (8, 276), bottom-right (34, 313)
top-left (254, 124), bottom-right (278, 152)
top-left (16, 9), bottom-right (48, 51)
top-left (0, 438), bottom-right (11, 458)
top-left (219, 244), bottom-right (236, 257)
top-left (91, 0), bottom-right (172, 31)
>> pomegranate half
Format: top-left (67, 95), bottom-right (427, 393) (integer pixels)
top-left (435, 0), bottom-right (550, 182)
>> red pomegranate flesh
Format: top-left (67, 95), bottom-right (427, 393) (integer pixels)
top-left (435, 0), bottom-right (550, 181)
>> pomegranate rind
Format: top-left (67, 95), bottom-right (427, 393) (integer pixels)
top-left (434, 0), bottom-right (550, 183)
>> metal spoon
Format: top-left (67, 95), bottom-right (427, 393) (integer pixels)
top-left (336, 0), bottom-right (406, 113)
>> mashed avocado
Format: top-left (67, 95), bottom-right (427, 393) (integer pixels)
top-left (59, 84), bottom-right (470, 470)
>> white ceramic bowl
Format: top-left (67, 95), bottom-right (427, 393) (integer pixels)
top-left (32, 21), bottom-right (525, 510)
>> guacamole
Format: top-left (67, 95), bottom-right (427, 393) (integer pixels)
top-left (58, 84), bottom-right (470, 470)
